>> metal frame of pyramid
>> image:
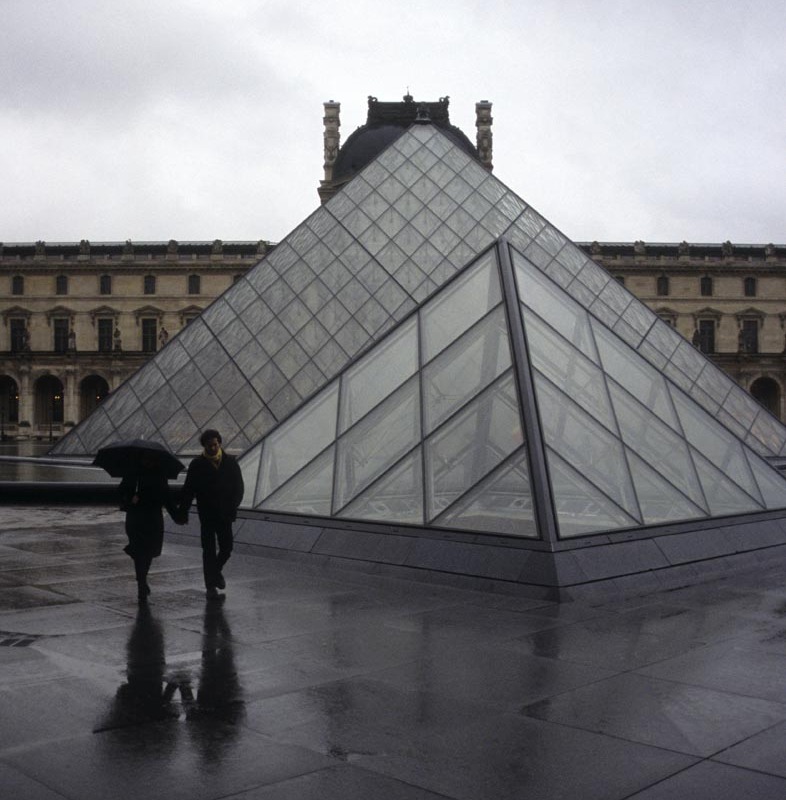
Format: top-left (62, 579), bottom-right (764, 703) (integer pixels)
top-left (52, 122), bottom-right (786, 598)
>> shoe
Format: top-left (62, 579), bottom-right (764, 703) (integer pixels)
top-left (206, 587), bottom-right (219, 599)
top-left (215, 572), bottom-right (226, 590)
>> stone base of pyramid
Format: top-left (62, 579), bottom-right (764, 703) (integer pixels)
top-left (165, 509), bottom-right (786, 603)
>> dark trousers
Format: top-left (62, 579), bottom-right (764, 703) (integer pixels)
top-left (199, 517), bottom-right (234, 589)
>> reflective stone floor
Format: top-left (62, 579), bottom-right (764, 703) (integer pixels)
top-left (2, 509), bottom-right (786, 799)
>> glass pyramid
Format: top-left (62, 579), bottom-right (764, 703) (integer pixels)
top-left (51, 120), bottom-right (786, 538)
top-left (237, 240), bottom-right (786, 538)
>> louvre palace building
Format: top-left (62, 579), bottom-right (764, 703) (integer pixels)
top-left (1, 96), bottom-right (784, 441)
top-left (4, 94), bottom-right (786, 596)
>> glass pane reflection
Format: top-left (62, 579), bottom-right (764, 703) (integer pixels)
top-left (257, 383), bottom-right (339, 500)
top-left (340, 449), bottom-right (424, 524)
top-left (425, 372), bottom-right (522, 521)
top-left (421, 249), bottom-right (501, 363)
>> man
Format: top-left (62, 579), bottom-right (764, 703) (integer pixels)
top-left (179, 429), bottom-right (244, 597)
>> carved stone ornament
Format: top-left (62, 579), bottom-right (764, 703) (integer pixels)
top-left (591, 241), bottom-right (602, 255)
top-left (722, 240), bottom-right (734, 257)
top-left (167, 239), bottom-right (178, 254)
top-left (678, 240), bottom-right (690, 255)
top-left (79, 239), bottom-right (90, 255)
top-left (123, 239), bottom-right (134, 255)
top-left (211, 239), bottom-right (223, 255)
top-left (634, 240), bottom-right (646, 255)
top-left (35, 240), bottom-right (46, 255)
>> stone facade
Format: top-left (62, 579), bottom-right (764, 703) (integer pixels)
top-left (0, 239), bottom-right (272, 440)
top-left (579, 240), bottom-right (786, 420)
top-left (3, 237), bottom-right (785, 441)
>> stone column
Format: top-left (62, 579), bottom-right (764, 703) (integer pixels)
top-left (63, 366), bottom-right (78, 425)
top-left (475, 101), bottom-right (493, 171)
top-left (18, 364), bottom-right (32, 428)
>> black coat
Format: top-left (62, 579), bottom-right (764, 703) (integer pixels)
top-left (180, 453), bottom-right (244, 523)
top-left (119, 473), bottom-right (174, 559)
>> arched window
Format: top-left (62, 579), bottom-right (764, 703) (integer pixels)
top-left (744, 277), bottom-right (757, 297)
top-left (34, 375), bottom-right (64, 427)
top-left (700, 276), bottom-right (713, 296)
top-left (750, 377), bottom-right (780, 418)
top-left (656, 275), bottom-right (669, 296)
top-left (80, 375), bottom-right (109, 419)
top-left (0, 375), bottom-right (19, 424)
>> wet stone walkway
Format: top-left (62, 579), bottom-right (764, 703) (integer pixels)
top-left (2, 509), bottom-right (786, 799)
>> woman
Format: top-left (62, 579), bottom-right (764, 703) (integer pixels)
top-left (119, 453), bottom-right (176, 601)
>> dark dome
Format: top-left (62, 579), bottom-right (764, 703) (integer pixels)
top-left (331, 95), bottom-right (480, 185)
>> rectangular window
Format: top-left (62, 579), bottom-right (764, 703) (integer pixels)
top-left (144, 275), bottom-right (156, 295)
top-left (188, 274), bottom-right (201, 294)
top-left (10, 319), bottom-right (27, 352)
top-left (700, 276), bottom-right (713, 296)
top-left (97, 318), bottom-right (113, 352)
top-left (744, 277), bottom-right (757, 297)
top-left (697, 319), bottom-right (715, 354)
top-left (740, 320), bottom-right (759, 354)
top-left (12, 275), bottom-right (23, 295)
top-left (56, 275), bottom-right (68, 295)
top-left (53, 318), bottom-right (70, 353)
top-left (100, 274), bottom-right (112, 295)
top-left (656, 276), bottom-right (669, 296)
top-left (141, 318), bottom-right (157, 353)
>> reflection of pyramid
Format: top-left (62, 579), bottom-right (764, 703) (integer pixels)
top-left (54, 121), bottom-right (786, 593)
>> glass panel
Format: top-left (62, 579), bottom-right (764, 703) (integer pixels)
top-left (339, 449), bottom-right (424, 525)
top-left (626, 449), bottom-right (706, 525)
top-left (423, 306), bottom-right (511, 435)
top-left (257, 382), bottom-right (339, 501)
top-left (671, 388), bottom-right (760, 502)
top-left (523, 309), bottom-right (613, 429)
top-left (748, 411), bottom-right (786, 457)
top-left (608, 381), bottom-right (706, 510)
top-left (692, 450), bottom-right (762, 516)
top-left (184, 384), bottom-right (222, 427)
top-left (261, 446), bottom-right (335, 516)
top-left (339, 317), bottom-right (418, 433)
top-left (238, 443), bottom-right (262, 507)
top-left (513, 251), bottom-right (597, 363)
top-left (425, 372), bottom-right (522, 521)
top-left (641, 318), bottom-right (682, 361)
top-left (592, 320), bottom-right (679, 429)
top-left (745, 452), bottom-right (786, 510)
top-left (535, 373), bottom-right (639, 519)
top-left (722, 386), bottom-right (761, 433)
top-left (421, 248), bottom-right (501, 363)
top-left (335, 376), bottom-right (420, 509)
top-left (546, 449), bottom-right (638, 537)
top-left (433, 449), bottom-right (538, 538)
top-left (669, 340), bottom-right (705, 381)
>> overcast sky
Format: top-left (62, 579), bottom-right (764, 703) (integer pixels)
top-left (2, 0), bottom-right (784, 247)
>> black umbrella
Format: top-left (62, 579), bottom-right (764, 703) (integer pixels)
top-left (93, 439), bottom-right (185, 479)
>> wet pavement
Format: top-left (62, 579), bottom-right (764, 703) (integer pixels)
top-left (2, 508), bottom-right (786, 799)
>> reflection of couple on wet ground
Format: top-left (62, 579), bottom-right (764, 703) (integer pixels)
top-left (98, 598), bottom-right (245, 754)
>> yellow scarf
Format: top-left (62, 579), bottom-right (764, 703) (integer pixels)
top-left (204, 448), bottom-right (223, 469)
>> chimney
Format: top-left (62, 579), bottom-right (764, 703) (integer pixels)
top-left (319, 100), bottom-right (341, 204)
top-left (475, 100), bottom-right (493, 171)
